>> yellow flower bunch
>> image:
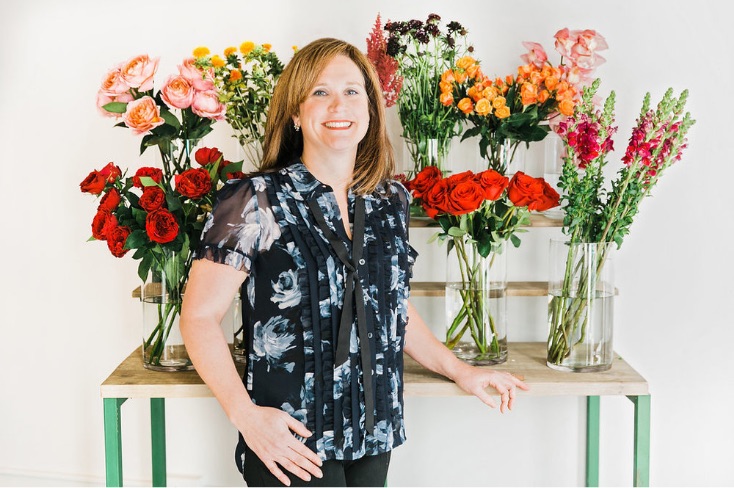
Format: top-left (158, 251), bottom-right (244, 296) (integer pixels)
top-left (194, 42), bottom-right (285, 166)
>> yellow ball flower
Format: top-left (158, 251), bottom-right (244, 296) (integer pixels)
top-left (211, 55), bottom-right (225, 68)
top-left (262, 43), bottom-right (272, 53)
top-left (193, 46), bottom-right (210, 58)
top-left (224, 46), bottom-right (237, 57)
top-left (240, 41), bottom-right (255, 55)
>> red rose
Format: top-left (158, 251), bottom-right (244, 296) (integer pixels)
top-left (527, 180), bottom-right (561, 211)
top-left (106, 225), bottom-right (131, 258)
top-left (98, 188), bottom-right (121, 212)
top-left (80, 170), bottom-right (106, 194)
top-left (175, 168), bottom-right (212, 199)
top-left (474, 170), bottom-right (509, 201)
top-left (99, 162), bottom-right (122, 183)
top-left (406, 165), bottom-right (442, 199)
top-left (507, 171), bottom-right (545, 207)
top-left (139, 186), bottom-right (166, 211)
top-left (226, 171), bottom-right (247, 180)
top-left (446, 171), bottom-right (474, 185)
top-left (133, 167), bottom-right (164, 188)
top-left (194, 147), bottom-right (223, 166)
top-left (91, 210), bottom-right (117, 240)
top-left (446, 179), bottom-right (486, 215)
top-left (422, 179), bottom-right (450, 219)
top-left (145, 208), bottom-right (179, 243)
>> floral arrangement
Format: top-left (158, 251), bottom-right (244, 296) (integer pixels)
top-left (366, 13), bottom-right (402, 108)
top-left (439, 28), bottom-right (608, 173)
top-left (194, 42), bottom-right (285, 166)
top-left (406, 166), bottom-right (559, 360)
top-left (83, 52), bottom-right (243, 368)
top-left (547, 79), bottom-right (695, 365)
top-left (383, 14), bottom-right (472, 175)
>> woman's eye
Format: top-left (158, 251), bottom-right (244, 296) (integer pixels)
top-left (313, 89), bottom-right (327, 96)
top-left (346, 89), bottom-right (359, 95)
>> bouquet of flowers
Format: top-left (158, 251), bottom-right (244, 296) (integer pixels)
top-left (440, 28), bottom-right (608, 173)
top-left (383, 14), bottom-right (472, 176)
top-left (83, 52), bottom-right (243, 369)
top-left (407, 166), bottom-right (559, 363)
top-left (194, 42), bottom-right (285, 167)
top-left (547, 79), bottom-right (695, 367)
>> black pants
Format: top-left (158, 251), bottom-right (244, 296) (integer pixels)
top-left (243, 445), bottom-right (390, 487)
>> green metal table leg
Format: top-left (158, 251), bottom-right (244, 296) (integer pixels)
top-left (104, 398), bottom-right (127, 487)
top-left (151, 398), bottom-right (167, 487)
top-left (628, 395), bottom-right (651, 487)
top-left (585, 396), bottom-right (600, 487)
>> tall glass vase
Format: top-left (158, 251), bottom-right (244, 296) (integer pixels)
top-left (141, 248), bottom-right (192, 371)
top-left (445, 238), bottom-right (507, 365)
top-left (547, 239), bottom-right (615, 372)
top-left (405, 137), bottom-right (451, 178)
top-left (483, 139), bottom-right (526, 176)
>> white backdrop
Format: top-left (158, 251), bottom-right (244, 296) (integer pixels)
top-left (1, 0), bottom-right (732, 486)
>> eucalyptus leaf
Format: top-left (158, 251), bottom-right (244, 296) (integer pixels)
top-left (447, 226), bottom-right (466, 237)
top-left (102, 101), bottom-right (128, 114)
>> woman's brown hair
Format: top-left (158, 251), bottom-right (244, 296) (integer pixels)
top-left (260, 38), bottom-right (395, 195)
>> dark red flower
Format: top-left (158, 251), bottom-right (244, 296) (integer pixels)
top-left (145, 208), bottom-right (179, 244)
top-left (139, 186), bottom-right (166, 212)
top-left (80, 170), bottom-right (106, 194)
top-left (194, 147), bottom-right (223, 166)
top-left (106, 226), bottom-right (131, 258)
top-left (175, 168), bottom-right (212, 199)
top-left (133, 167), bottom-right (164, 188)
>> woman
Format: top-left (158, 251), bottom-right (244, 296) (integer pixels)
top-left (180, 37), bottom-right (528, 487)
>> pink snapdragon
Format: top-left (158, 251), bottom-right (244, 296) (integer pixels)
top-left (557, 113), bottom-right (615, 169)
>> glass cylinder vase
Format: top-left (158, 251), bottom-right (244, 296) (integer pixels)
top-left (542, 132), bottom-right (565, 220)
top-left (445, 238), bottom-right (507, 365)
top-left (547, 239), bottom-right (615, 372)
top-left (141, 249), bottom-right (192, 371)
top-left (405, 137), bottom-right (451, 178)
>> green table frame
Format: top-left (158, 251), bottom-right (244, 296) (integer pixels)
top-left (101, 343), bottom-right (650, 486)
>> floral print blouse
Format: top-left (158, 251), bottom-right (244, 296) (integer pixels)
top-left (194, 161), bottom-right (418, 467)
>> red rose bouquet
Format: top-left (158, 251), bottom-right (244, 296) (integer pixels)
top-left (82, 50), bottom-right (245, 369)
top-left (407, 166), bottom-right (559, 363)
top-left (547, 79), bottom-right (695, 368)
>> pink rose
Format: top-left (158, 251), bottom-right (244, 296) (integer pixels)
top-left (119, 54), bottom-right (159, 92)
top-left (161, 74), bottom-right (194, 109)
top-left (520, 41), bottom-right (548, 68)
top-left (178, 57), bottom-right (215, 91)
top-left (122, 96), bottom-right (165, 135)
top-left (99, 65), bottom-right (129, 96)
top-left (191, 90), bottom-right (225, 120)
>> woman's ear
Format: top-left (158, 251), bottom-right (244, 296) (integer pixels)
top-left (292, 114), bottom-right (301, 131)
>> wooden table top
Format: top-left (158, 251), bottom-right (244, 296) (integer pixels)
top-left (101, 342), bottom-right (648, 399)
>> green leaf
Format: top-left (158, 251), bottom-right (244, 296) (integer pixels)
top-left (132, 207), bottom-right (147, 227)
top-left (447, 226), bottom-right (466, 237)
top-left (102, 101), bottom-right (128, 114)
top-left (166, 193), bottom-right (182, 212)
top-left (160, 108), bottom-right (180, 130)
top-left (125, 229), bottom-right (149, 250)
top-left (138, 176), bottom-right (162, 188)
top-left (137, 254), bottom-right (153, 282)
top-left (510, 234), bottom-right (522, 248)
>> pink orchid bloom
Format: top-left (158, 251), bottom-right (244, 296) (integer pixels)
top-left (520, 41), bottom-right (548, 68)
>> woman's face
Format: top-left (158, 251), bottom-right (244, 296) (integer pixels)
top-left (294, 55), bottom-right (370, 159)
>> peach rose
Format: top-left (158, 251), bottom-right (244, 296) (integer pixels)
top-left (179, 57), bottom-right (215, 91)
top-left (100, 66), bottom-right (129, 96)
top-left (457, 97), bottom-right (474, 115)
top-left (454, 71), bottom-right (468, 84)
top-left (122, 96), bottom-right (165, 135)
top-left (544, 75), bottom-right (559, 91)
top-left (538, 89), bottom-right (550, 104)
top-left (558, 99), bottom-right (575, 116)
top-left (521, 83), bottom-right (538, 106)
top-left (456, 56), bottom-right (476, 71)
top-left (191, 90), bottom-right (225, 120)
top-left (439, 81), bottom-right (452, 94)
top-left (492, 96), bottom-right (506, 109)
top-left (119, 55), bottom-right (159, 92)
top-left (475, 98), bottom-right (491, 116)
top-left (161, 74), bottom-right (194, 109)
top-left (441, 70), bottom-right (456, 84)
top-left (482, 86), bottom-right (498, 101)
top-left (495, 106), bottom-right (511, 119)
top-left (466, 64), bottom-right (481, 79)
top-left (440, 92), bottom-right (454, 107)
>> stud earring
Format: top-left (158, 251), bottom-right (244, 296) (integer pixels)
top-left (294, 122), bottom-right (300, 132)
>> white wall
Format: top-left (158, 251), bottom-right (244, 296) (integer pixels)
top-left (1, 0), bottom-right (732, 486)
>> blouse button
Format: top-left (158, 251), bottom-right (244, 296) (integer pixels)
top-left (359, 258), bottom-right (366, 265)
top-left (368, 332), bottom-right (373, 339)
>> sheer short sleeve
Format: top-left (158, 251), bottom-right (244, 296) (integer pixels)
top-left (194, 177), bottom-right (280, 273)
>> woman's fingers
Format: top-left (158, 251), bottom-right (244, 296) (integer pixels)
top-left (265, 460), bottom-right (293, 486)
